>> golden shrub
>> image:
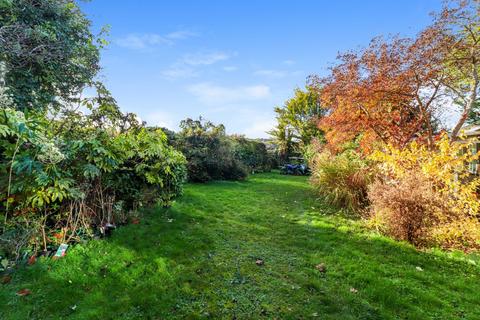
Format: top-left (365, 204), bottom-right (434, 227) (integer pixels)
top-left (368, 133), bottom-right (480, 250)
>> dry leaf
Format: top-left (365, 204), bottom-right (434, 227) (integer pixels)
top-left (27, 255), bottom-right (36, 266)
top-left (16, 289), bottom-right (31, 296)
top-left (315, 263), bottom-right (326, 273)
top-left (1, 275), bottom-right (11, 284)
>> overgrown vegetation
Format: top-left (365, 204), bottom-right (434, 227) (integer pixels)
top-left (1, 173), bottom-right (479, 319)
top-left (0, 1), bottom-right (272, 264)
top-left (294, 0), bottom-right (480, 251)
top-left (0, 0), bottom-right (103, 111)
top-left (174, 118), bottom-right (249, 182)
top-left (231, 135), bottom-right (272, 173)
top-left (1, 0), bottom-right (479, 317)
top-left (368, 134), bottom-right (480, 250)
top-left (0, 0), bottom-right (187, 262)
top-left (166, 117), bottom-right (272, 182)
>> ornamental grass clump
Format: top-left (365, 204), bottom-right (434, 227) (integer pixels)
top-left (310, 149), bottom-right (372, 212)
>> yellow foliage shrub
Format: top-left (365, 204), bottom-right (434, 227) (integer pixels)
top-left (368, 133), bottom-right (480, 251)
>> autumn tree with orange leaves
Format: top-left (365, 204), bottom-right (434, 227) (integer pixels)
top-left (310, 0), bottom-right (479, 153)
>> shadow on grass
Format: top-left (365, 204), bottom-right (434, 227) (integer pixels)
top-left (0, 203), bottom-right (216, 319)
top-left (0, 173), bottom-right (479, 319)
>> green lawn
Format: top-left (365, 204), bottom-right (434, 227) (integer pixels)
top-left (1, 173), bottom-right (479, 319)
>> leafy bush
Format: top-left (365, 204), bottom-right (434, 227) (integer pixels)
top-left (176, 118), bottom-right (248, 182)
top-left (0, 98), bottom-right (187, 258)
top-left (368, 134), bottom-right (480, 250)
top-left (0, 0), bottom-right (188, 260)
top-left (309, 147), bottom-right (372, 211)
top-left (231, 136), bottom-right (272, 173)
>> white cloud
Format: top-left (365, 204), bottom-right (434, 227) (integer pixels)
top-left (223, 66), bottom-right (238, 72)
top-left (253, 69), bottom-right (287, 78)
top-left (116, 30), bottom-right (197, 50)
top-left (144, 111), bottom-right (177, 129)
top-left (165, 30), bottom-right (198, 40)
top-left (254, 69), bottom-right (305, 79)
top-left (283, 59), bottom-right (296, 65)
top-left (161, 51), bottom-right (232, 80)
top-left (182, 52), bottom-right (230, 66)
top-left (116, 34), bottom-right (168, 49)
top-left (242, 117), bottom-right (276, 138)
top-left (161, 65), bottom-right (198, 80)
top-left (187, 82), bottom-right (271, 105)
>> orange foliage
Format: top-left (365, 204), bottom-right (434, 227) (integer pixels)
top-left (310, 0), bottom-right (479, 153)
top-left (311, 34), bottom-right (445, 153)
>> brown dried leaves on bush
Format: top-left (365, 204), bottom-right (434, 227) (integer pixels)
top-left (367, 172), bottom-right (445, 246)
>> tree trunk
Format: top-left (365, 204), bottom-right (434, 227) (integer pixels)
top-left (450, 84), bottom-right (478, 141)
top-left (450, 56), bottom-right (479, 142)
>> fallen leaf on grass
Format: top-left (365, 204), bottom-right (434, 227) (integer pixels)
top-left (131, 218), bottom-right (140, 225)
top-left (16, 289), bottom-right (31, 296)
top-left (1, 275), bottom-right (11, 284)
top-left (350, 287), bottom-right (358, 294)
top-left (255, 259), bottom-right (264, 266)
top-left (315, 263), bottom-right (326, 273)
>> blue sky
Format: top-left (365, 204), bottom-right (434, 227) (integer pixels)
top-left (80, 0), bottom-right (443, 138)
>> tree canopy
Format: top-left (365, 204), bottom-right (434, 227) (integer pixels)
top-left (310, 0), bottom-right (479, 152)
top-left (0, 0), bottom-right (104, 111)
top-left (270, 86), bottom-right (325, 159)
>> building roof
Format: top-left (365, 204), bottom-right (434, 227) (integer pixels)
top-left (462, 124), bottom-right (480, 137)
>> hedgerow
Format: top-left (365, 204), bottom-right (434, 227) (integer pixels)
top-left (174, 118), bottom-right (249, 182)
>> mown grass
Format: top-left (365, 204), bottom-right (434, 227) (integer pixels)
top-left (1, 173), bottom-right (479, 319)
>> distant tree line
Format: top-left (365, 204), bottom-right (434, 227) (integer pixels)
top-left (160, 117), bottom-right (273, 182)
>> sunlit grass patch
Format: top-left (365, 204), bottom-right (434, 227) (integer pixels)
top-left (0, 173), bottom-right (479, 319)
